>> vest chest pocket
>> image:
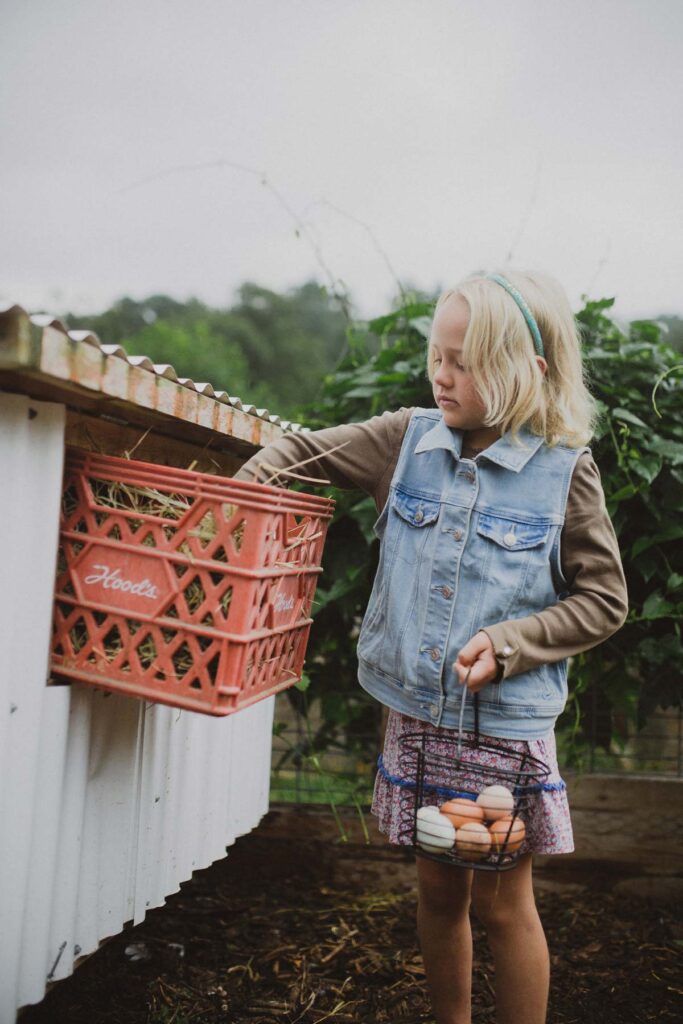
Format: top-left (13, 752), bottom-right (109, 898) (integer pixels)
top-left (474, 513), bottom-right (553, 619)
top-left (390, 489), bottom-right (441, 565)
top-left (476, 513), bottom-right (550, 551)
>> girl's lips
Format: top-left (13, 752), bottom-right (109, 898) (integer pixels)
top-left (437, 396), bottom-right (458, 406)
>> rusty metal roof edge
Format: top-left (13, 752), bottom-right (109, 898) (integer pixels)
top-left (0, 305), bottom-right (305, 433)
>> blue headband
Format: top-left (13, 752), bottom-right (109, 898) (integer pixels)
top-left (486, 273), bottom-right (545, 359)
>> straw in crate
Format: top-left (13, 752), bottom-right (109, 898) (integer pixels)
top-left (396, 684), bottom-right (549, 871)
top-left (51, 449), bottom-right (334, 715)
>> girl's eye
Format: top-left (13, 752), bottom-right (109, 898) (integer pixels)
top-left (456, 362), bottom-right (465, 372)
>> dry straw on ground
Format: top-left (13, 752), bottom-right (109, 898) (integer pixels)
top-left (21, 827), bottom-right (683, 1024)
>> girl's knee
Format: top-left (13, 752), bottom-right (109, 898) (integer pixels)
top-left (417, 858), bottom-right (472, 917)
top-left (471, 886), bottom-right (541, 936)
top-left (470, 888), bottom-right (518, 930)
top-left (470, 858), bottom-right (537, 932)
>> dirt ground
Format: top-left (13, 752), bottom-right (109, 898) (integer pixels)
top-left (20, 807), bottom-right (682, 1024)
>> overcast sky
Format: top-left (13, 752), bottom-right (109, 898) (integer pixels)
top-left (2, 0), bottom-right (682, 324)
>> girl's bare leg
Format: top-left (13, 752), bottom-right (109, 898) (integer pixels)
top-left (416, 855), bottom-right (474, 1024)
top-left (471, 854), bottom-right (549, 1024)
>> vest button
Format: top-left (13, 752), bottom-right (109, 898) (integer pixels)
top-left (504, 531), bottom-right (517, 546)
top-left (452, 528), bottom-right (463, 541)
top-left (440, 585), bottom-right (453, 599)
top-left (430, 703), bottom-right (440, 716)
top-left (464, 471), bottom-right (475, 483)
top-left (430, 647), bottom-right (441, 661)
top-left (414, 509), bottom-right (424, 523)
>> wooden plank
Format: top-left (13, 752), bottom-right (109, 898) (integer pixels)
top-left (0, 364), bottom-right (282, 452)
top-left (535, 772), bottom-right (683, 873)
top-left (266, 761), bottom-right (683, 875)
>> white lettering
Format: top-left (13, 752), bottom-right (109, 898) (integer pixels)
top-left (274, 594), bottom-right (295, 613)
top-left (83, 564), bottom-right (160, 600)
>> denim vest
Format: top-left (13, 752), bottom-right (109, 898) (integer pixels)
top-left (357, 408), bottom-right (588, 740)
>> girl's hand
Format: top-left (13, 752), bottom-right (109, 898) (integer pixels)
top-left (454, 631), bottom-right (499, 692)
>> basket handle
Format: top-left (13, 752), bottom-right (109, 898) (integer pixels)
top-left (456, 671), bottom-right (480, 757)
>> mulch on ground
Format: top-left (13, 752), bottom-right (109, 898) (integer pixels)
top-left (20, 812), bottom-right (682, 1024)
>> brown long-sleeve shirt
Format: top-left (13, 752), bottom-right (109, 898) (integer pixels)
top-left (234, 408), bottom-right (628, 678)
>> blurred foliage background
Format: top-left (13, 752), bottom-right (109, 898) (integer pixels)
top-left (66, 281), bottom-right (349, 420)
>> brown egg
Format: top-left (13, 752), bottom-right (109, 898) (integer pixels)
top-left (489, 815), bottom-right (526, 854)
top-left (440, 798), bottom-right (485, 829)
top-left (455, 822), bottom-right (491, 861)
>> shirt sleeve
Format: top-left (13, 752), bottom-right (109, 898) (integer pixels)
top-left (481, 452), bottom-right (629, 678)
top-left (233, 407), bottom-right (413, 510)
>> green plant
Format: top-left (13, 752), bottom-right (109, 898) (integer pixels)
top-left (560, 300), bottom-right (683, 760)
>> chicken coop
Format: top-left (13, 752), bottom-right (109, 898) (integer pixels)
top-left (0, 305), bottom-right (329, 1022)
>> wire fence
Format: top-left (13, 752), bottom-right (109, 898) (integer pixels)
top-left (270, 697), bottom-right (683, 809)
top-left (579, 695), bottom-right (682, 775)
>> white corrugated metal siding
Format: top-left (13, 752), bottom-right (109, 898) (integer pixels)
top-left (0, 393), bottom-right (274, 1023)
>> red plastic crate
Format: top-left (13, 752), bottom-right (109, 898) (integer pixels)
top-left (50, 449), bottom-right (334, 715)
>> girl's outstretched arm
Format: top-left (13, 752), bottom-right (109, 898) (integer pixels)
top-left (234, 407), bottom-right (413, 509)
top-left (479, 453), bottom-right (628, 679)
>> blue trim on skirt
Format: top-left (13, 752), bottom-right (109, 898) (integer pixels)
top-left (376, 754), bottom-right (567, 798)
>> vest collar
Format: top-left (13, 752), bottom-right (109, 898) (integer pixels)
top-left (413, 417), bottom-right (545, 473)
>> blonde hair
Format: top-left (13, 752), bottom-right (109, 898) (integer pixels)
top-left (428, 269), bottom-right (596, 447)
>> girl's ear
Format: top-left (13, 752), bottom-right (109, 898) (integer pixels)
top-left (535, 355), bottom-right (548, 377)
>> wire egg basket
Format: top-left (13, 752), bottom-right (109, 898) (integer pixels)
top-left (395, 687), bottom-right (550, 871)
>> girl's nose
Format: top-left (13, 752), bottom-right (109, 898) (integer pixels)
top-left (434, 364), bottom-right (452, 387)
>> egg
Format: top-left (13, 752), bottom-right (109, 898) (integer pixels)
top-left (475, 784), bottom-right (515, 821)
top-left (440, 797), bottom-right (485, 829)
top-left (489, 815), bottom-right (526, 854)
top-left (415, 805), bottom-right (456, 854)
top-left (455, 822), bottom-right (492, 861)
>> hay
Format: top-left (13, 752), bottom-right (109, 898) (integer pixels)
top-left (90, 478), bottom-right (193, 521)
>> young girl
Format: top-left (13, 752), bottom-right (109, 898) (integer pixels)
top-left (235, 269), bottom-right (628, 1024)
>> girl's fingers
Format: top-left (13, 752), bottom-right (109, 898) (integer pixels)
top-left (454, 631), bottom-right (495, 685)
top-left (463, 661), bottom-right (496, 692)
top-left (458, 631), bottom-right (492, 664)
top-left (454, 655), bottom-right (499, 690)
top-left (453, 657), bottom-right (470, 685)
top-left (457, 637), bottom-right (479, 665)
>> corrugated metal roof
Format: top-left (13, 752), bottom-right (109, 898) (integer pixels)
top-left (29, 312), bottom-right (304, 430)
top-left (0, 305), bottom-right (306, 441)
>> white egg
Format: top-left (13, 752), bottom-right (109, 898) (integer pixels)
top-left (417, 839), bottom-right (452, 854)
top-left (416, 805), bottom-right (455, 853)
top-left (416, 805), bottom-right (445, 823)
top-left (475, 784), bottom-right (514, 821)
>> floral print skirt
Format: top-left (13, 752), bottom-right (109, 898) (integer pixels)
top-left (371, 710), bottom-right (574, 855)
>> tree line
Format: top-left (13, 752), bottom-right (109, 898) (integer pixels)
top-left (65, 281), bottom-right (350, 420)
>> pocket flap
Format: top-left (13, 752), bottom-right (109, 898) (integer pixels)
top-left (392, 490), bottom-right (441, 528)
top-left (477, 513), bottom-right (549, 550)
